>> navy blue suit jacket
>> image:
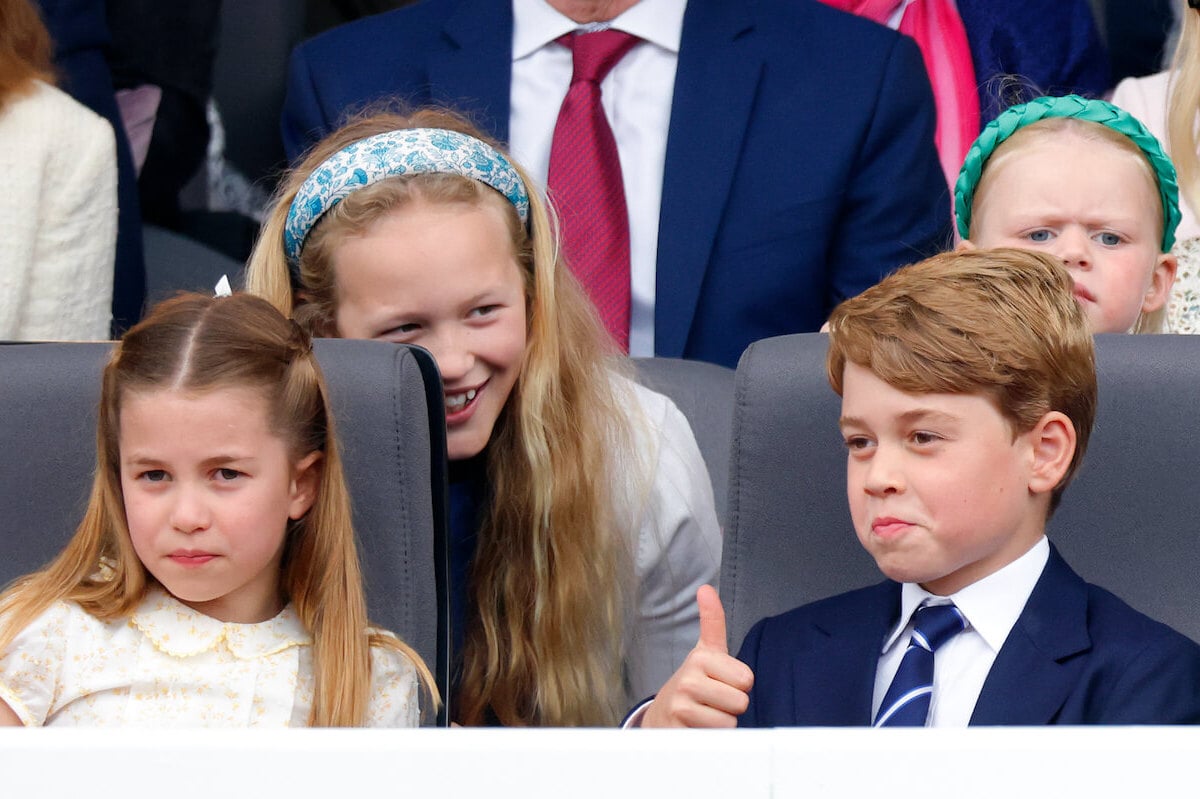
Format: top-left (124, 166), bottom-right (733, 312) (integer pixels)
top-left (737, 546), bottom-right (1200, 726)
top-left (281, 0), bottom-right (951, 368)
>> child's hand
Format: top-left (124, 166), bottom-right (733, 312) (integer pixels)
top-left (641, 585), bottom-right (754, 728)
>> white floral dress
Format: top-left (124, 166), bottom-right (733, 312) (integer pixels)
top-left (0, 586), bottom-right (419, 726)
top-left (1167, 238), bottom-right (1200, 333)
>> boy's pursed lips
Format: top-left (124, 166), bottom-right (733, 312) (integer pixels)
top-left (871, 517), bottom-right (915, 539)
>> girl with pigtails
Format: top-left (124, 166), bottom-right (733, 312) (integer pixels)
top-left (0, 293), bottom-right (435, 726)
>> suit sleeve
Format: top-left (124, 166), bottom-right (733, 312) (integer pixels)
top-left (281, 43), bottom-right (336, 163)
top-left (735, 617), bottom-right (768, 728)
top-left (1093, 630), bottom-right (1200, 724)
top-left (825, 34), bottom-right (952, 312)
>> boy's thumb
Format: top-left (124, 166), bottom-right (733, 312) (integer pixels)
top-left (696, 584), bottom-right (728, 654)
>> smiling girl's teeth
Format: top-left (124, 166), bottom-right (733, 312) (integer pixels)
top-left (445, 388), bottom-right (477, 410)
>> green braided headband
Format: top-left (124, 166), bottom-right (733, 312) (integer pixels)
top-left (954, 94), bottom-right (1181, 252)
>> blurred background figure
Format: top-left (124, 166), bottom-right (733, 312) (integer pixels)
top-left (818, 0), bottom-right (1110, 188)
top-left (0, 0), bottom-right (116, 340)
top-left (304, 0), bottom-right (415, 36)
top-left (1090, 0), bottom-right (1178, 85)
top-left (34, 0), bottom-right (142, 334)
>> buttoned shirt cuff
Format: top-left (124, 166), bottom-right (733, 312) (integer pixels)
top-left (621, 697), bottom-right (656, 728)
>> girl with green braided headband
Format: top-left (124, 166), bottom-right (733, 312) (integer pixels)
top-left (954, 94), bottom-right (1179, 334)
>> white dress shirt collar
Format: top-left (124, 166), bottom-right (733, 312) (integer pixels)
top-left (512, 0), bottom-right (685, 60)
top-left (881, 536), bottom-right (1051, 655)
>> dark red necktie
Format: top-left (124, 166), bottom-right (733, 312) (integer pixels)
top-left (547, 29), bottom-right (639, 352)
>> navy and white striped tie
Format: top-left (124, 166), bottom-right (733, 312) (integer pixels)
top-left (873, 603), bottom-right (967, 727)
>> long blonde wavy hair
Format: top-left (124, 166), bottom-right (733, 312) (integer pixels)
top-left (1170, 6), bottom-right (1200, 222)
top-left (246, 108), bottom-right (636, 726)
top-left (0, 293), bottom-right (435, 726)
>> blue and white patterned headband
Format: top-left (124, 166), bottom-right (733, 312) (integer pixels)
top-left (284, 128), bottom-right (530, 263)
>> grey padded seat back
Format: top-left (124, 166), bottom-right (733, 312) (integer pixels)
top-left (142, 225), bottom-right (244, 305)
top-left (633, 357), bottom-right (736, 527)
top-left (721, 333), bottom-right (1200, 653)
top-left (721, 334), bottom-right (873, 651)
top-left (1049, 334), bottom-right (1200, 643)
top-left (0, 339), bottom-right (448, 720)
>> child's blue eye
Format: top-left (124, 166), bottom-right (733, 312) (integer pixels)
top-left (1095, 232), bottom-right (1121, 246)
top-left (1028, 230), bottom-right (1053, 243)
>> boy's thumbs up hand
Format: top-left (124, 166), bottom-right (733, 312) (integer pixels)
top-left (641, 585), bottom-right (755, 728)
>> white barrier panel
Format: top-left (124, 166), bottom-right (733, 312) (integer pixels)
top-left (0, 726), bottom-right (1195, 797)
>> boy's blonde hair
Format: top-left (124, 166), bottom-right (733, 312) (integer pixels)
top-left (246, 108), bottom-right (637, 726)
top-left (827, 248), bottom-right (1097, 512)
top-left (0, 293), bottom-right (435, 725)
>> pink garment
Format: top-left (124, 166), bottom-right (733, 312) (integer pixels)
top-left (114, 84), bottom-right (162, 175)
top-left (819, 0), bottom-right (978, 189)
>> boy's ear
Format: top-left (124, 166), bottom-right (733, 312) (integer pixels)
top-left (1026, 411), bottom-right (1075, 495)
top-left (955, 238), bottom-right (976, 252)
top-left (1140, 252), bottom-right (1178, 313)
top-left (288, 451), bottom-right (324, 520)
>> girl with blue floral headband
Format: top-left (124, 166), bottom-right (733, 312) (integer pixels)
top-left (954, 94), bottom-right (1179, 333)
top-left (245, 108), bottom-right (720, 727)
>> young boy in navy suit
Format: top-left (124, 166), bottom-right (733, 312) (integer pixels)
top-left (637, 247), bottom-right (1200, 728)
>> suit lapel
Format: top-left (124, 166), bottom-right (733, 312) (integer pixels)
top-left (794, 582), bottom-right (899, 725)
top-left (654, 0), bottom-right (762, 357)
top-left (430, 0), bottom-right (514, 142)
top-left (970, 547), bottom-right (1092, 725)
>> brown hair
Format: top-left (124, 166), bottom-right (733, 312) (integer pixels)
top-left (246, 108), bottom-right (637, 726)
top-left (0, 293), bottom-right (435, 725)
top-left (969, 116), bottom-right (1167, 333)
top-left (827, 248), bottom-right (1096, 512)
top-left (0, 0), bottom-right (55, 108)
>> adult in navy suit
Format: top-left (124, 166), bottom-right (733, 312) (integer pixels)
top-left (738, 546), bottom-right (1200, 727)
top-left (281, 0), bottom-right (951, 368)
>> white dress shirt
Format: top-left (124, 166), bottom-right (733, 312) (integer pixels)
top-left (872, 536), bottom-right (1050, 727)
top-left (510, 0), bottom-right (684, 356)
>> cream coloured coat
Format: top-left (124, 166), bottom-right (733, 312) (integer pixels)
top-left (0, 80), bottom-right (116, 340)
